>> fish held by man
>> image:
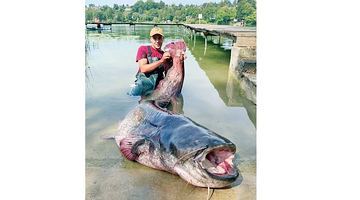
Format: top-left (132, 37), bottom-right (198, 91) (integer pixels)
top-left (145, 40), bottom-right (186, 101)
top-left (141, 40), bottom-right (187, 113)
top-left (112, 101), bottom-right (239, 188)
top-left (129, 40), bottom-right (186, 102)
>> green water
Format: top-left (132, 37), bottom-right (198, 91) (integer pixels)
top-left (86, 25), bottom-right (256, 200)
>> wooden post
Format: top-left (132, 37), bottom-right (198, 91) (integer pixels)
top-left (204, 35), bottom-right (207, 56)
top-left (193, 30), bottom-right (196, 48)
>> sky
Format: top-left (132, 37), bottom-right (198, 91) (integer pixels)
top-left (85, 0), bottom-right (223, 6)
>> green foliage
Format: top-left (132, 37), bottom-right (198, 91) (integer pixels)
top-left (85, 0), bottom-right (256, 26)
top-left (216, 6), bottom-right (236, 25)
top-left (236, 0), bottom-right (256, 26)
top-left (245, 10), bottom-right (256, 26)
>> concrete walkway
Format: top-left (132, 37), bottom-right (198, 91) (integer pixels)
top-left (183, 24), bottom-right (256, 47)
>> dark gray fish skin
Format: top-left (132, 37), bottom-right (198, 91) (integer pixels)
top-left (115, 102), bottom-right (239, 188)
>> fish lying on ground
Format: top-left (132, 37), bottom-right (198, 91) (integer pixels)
top-left (111, 101), bottom-right (239, 188)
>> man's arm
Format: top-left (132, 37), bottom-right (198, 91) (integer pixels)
top-left (138, 52), bottom-right (171, 73)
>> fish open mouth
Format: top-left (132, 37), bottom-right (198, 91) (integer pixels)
top-left (198, 146), bottom-right (238, 180)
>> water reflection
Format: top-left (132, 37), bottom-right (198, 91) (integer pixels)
top-left (226, 72), bottom-right (256, 125)
top-left (185, 35), bottom-right (256, 125)
top-left (85, 34), bottom-right (93, 89)
top-left (185, 36), bottom-right (232, 104)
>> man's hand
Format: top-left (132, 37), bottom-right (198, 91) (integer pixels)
top-left (180, 52), bottom-right (186, 61)
top-left (160, 52), bottom-right (171, 63)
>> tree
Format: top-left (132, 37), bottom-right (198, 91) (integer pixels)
top-left (236, 0), bottom-right (256, 26)
top-left (84, 1), bottom-right (255, 25)
top-left (159, 1), bottom-right (165, 9)
top-left (104, 7), bottom-right (114, 22)
top-left (245, 10), bottom-right (256, 26)
top-left (216, 6), bottom-right (236, 24)
top-left (85, 8), bottom-right (95, 22)
top-left (132, 0), bottom-right (145, 12)
top-left (219, 0), bottom-right (232, 7)
top-left (202, 3), bottom-right (217, 23)
top-left (115, 11), bottom-right (124, 22)
top-left (95, 11), bottom-right (106, 21)
top-left (144, 0), bottom-right (159, 10)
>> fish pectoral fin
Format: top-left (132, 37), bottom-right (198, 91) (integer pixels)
top-left (119, 135), bottom-right (146, 161)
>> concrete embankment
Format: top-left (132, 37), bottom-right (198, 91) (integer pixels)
top-left (228, 46), bottom-right (256, 105)
top-left (184, 24), bottom-right (256, 105)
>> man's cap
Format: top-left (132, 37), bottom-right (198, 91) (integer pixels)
top-left (150, 27), bottom-right (164, 37)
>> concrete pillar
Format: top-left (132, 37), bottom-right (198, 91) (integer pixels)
top-left (229, 46), bottom-right (256, 73)
top-left (193, 31), bottom-right (196, 49)
top-left (204, 35), bottom-right (207, 56)
top-left (229, 46), bottom-right (257, 104)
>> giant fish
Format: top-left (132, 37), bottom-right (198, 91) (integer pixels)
top-left (109, 40), bottom-right (239, 188)
top-left (114, 101), bottom-right (239, 188)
